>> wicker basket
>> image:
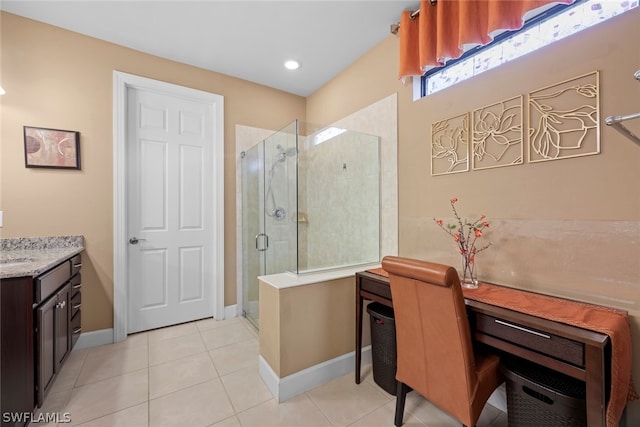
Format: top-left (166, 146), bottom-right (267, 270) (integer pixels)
top-left (502, 357), bottom-right (586, 427)
top-left (367, 302), bottom-right (397, 395)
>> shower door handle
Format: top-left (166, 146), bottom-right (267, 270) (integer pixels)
top-left (255, 233), bottom-right (269, 252)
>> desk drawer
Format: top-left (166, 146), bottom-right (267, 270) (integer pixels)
top-left (360, 277), bottom-right (392, 300)
top-left (476, 313), bottom-right (584, 367)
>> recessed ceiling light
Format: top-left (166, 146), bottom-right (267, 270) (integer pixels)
top-left (284, 60), bottom-right (300, 70)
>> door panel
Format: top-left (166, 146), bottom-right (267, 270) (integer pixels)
top-left (128, 88), bottom-right (214, 333)
top-left (36, 295), bottom-right (56, 406)
top-left (179, 247), bottom-right (204, 302)
top-left (179, 145), bottom-right (204, 229)
top-left (138, 249), bottom-right (168, 309)
top-left (140, 139), bottom-right (168, 230)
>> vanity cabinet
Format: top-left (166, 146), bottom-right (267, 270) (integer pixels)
top-left (35, 282), bottom-right (71, 406)
top-left (33, 254), bottom-right (81, 407)
top-left (0, 277), bottom-right (34, 425)
top-left (0, 253), bottom-right (82, 425)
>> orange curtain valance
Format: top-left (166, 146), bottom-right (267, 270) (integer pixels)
top-left (399, 0), bottom-right (573, 80)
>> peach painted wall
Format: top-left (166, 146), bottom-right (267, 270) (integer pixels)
top-left (0, 12), bottom-right (305, 332)
top-left (306, 8), bottom-right (640, 423)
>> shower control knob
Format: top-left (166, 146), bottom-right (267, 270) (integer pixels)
top-left (273, 208), bottom-right (287, 220)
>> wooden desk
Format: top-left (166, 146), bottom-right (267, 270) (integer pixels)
top-left (355, 271), bottom-right (611, 427)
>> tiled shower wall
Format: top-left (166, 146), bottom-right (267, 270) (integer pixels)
top-left (236, 93), bottom-right (398, 294)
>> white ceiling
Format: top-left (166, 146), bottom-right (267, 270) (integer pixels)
top-left (1, 0), bottom-right (420, 97)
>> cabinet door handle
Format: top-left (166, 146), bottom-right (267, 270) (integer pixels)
top-left (72, 263), bottom-right (82, 268)
top-left (494, 319), bottom-right (551, 339)
top-left (73, 284), bottom-right (82, 290)
top-left (73, 303), bottom-right (81, 310)
top-left (56, 300), bottom-right (66, 309)
top-left (73, 327), bottom-right (82, 334)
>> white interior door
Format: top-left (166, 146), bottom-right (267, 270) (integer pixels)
top-left (127, 87), bottom-right (215, 333)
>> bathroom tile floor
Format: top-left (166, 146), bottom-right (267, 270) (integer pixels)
top-left (37, 317), bottom-right (508, 427)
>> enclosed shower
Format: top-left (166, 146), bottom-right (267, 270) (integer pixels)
top-left (240, 120), bottom-right (380, 329)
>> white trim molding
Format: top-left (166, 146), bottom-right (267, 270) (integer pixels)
top-left (259, 347), bottom-right (372, 403)
top-left (73, 328), bottom-right (114, 350)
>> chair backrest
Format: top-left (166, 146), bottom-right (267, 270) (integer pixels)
top-left (381, 256), bottom-right (478, 421)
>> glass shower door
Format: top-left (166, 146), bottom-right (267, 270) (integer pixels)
top-left (241, 121), bottom-right (298, 330)
top-left (241, 142), bottom-right (264, 329)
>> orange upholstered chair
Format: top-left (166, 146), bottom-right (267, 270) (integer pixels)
top-left (381, 256), bottom-right (503, 427)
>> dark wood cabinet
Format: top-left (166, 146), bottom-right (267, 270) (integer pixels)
top-left (0, 277), bottom-right (35, 425)
top-left (35, 282), bottom-right (71, 407)
top-left (1, 253), bottom-right (82, 425)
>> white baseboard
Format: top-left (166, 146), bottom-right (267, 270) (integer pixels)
top-left (74, 328), bottom-right (114, 350)
top-left (259, 346), bottom-right (372, 402)
top-left (224, 304), bottom-right (238, 319)
top-left (74, 304), bottom-right (238, 351)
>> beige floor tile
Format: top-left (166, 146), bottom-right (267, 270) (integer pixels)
top-left (489, 410), bottom-right (508, 427)
top-left (358, 363), bottom-right (396, 400)
top-left (403, 392), bottom-right (505, 427)
top-left (74, 402), bottom-right (148, 427)
top-left (149, 351), bottom-right (218, 399)
top-left (196, 316), bottom-right (241, 332)
top-left (114, 331), bottom-right (149, 349)
top-left (86, 333), bottom-right (148, 358)
top-left (149, 379), bottom-right (234, 427)
top-left (237, 394), bottom-right (332, 427)
top-left (200, 323), bottom-right (255, 350)
top-left (76, 344), bottom-right (148, 386)
top-left (51, 349), bottom-right (89, 392)
top-left (220, 366), bottom-right (273, 412)
top-left (208, 415), bottom-right (242, 427)
top-left (477, 404), bottom-right (507, 427)
top-left (306, 372), bottom-right (389, 427)
top-left (148, 332), bottom-right (206, 366)
top-left (209, 338), bottom-right (259, 376)
top-left (148, 322), bottom-right (199, 343)
top-left (66, 369), bottom-right (148, 426)
top-left (348, 400), bottom-right (425, 427)
top-left (44, 318), bottom-right (499, 427)
top-left (32, 387), bottom-right (73, 427)
top-left (402, 393), bottom-right (460, 427)
top-left (239, 317), bottom-right (259, 338)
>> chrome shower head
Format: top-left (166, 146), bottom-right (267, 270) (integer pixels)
top-left (275, 144), bottom-right (297, 162)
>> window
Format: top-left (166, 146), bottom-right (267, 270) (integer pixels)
top-left (419, 0), bottom-right (638, 97)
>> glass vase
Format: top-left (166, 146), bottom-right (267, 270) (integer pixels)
top-left (460, 255), bottom-right (479, 289)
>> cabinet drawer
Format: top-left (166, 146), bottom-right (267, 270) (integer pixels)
top-left (360, 277), bottom-right (392, 300)
top-left (476, 313), bottom-right (584, 367)
top-left (34, 261), bottom-right (70, 304)
top-left (71, 290), bottom-right (81, 318)
top-left (70, 273), bottom-right (82, 297)
top-left (70, 311), bottom-right (81, 349)
top-left (70, 254), bottom-right (82, 277)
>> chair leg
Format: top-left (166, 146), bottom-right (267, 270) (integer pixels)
top-left (394, 382), bottom-right (409, 426)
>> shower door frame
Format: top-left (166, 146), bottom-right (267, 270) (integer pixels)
top-left (240, 122), bottom-right (299, 329)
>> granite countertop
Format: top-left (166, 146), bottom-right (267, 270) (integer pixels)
top-left (0, 236), bottom-right (85, 279)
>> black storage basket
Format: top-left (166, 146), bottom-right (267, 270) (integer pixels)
top-left (367, 302), bottom-right (397, 395)
top-left (502, 357), bottom-right (587, 427)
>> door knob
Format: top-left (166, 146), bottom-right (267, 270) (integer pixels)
top-left (129, 237), bottom-right (147, 244)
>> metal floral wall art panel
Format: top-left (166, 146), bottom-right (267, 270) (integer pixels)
top-left (472, 95), bottom-right (523, 170)
top-left (528, 71), bottom-right (600, 162)
top-left (431, 113), bottom-right (469, 176)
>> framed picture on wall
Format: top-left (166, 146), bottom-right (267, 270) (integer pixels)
top-left (24, 126), bottom-right (81, 169)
